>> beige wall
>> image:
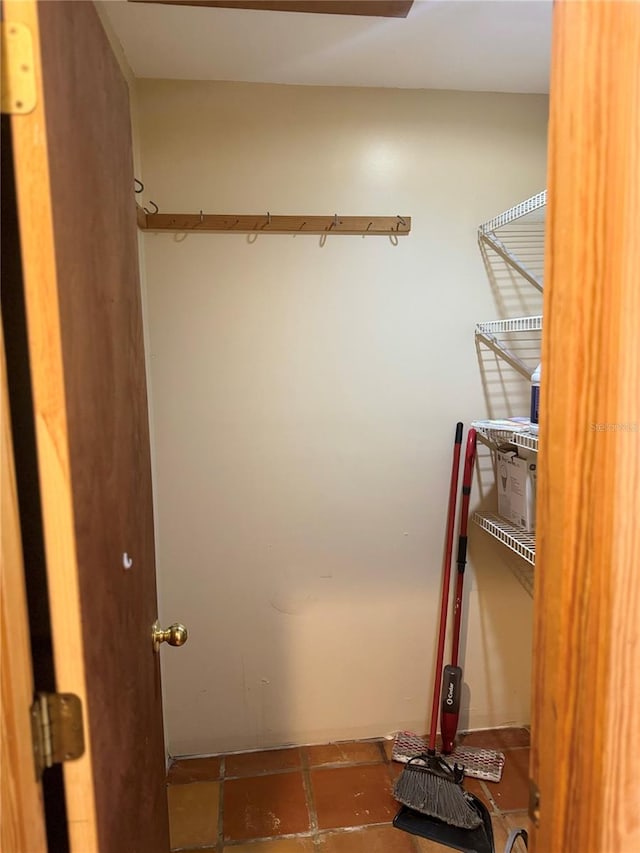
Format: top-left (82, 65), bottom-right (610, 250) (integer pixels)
top-left (136, 79), bottom-right (547, 757)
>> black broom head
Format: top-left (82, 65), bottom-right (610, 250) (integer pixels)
top-left (393, 754), bottom-right (482, 830)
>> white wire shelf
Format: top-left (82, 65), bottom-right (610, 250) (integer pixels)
top-left (475, 191), bottom-right (543, 600)
top-left (472, 512), bottom-right (536, 566)
top-left (479, 190), bottom-right (547, 234)
top-left (478, 191), bottom-right (546, 292)
top-left (474, 422), bottom-right (524, 444)
top-left (512, 429), bottom-right (539, 453)
top-left (473, 421), bottom-right (539, 453)
top-left (475, 316), bottom-right (542, 335)
top-left (475, 314), bottom-right (542, 378)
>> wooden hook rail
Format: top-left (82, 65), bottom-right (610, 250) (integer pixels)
top-left (136, 207), bottom-right (411, 236)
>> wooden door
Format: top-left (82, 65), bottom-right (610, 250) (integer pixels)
top-left (3, 1), bottom-right (170, 850)
top-left (532, 2), bottom-right (640, 852)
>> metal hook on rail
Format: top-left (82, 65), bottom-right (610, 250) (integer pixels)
top-left (143, 200), bottom-right (159, 215)
top-left (134, 179), bottom-right (144, 194)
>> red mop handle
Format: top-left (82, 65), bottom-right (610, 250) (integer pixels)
top-left (451, 428), bottom-right (477, 666)
top-left (428, 422), bottom-right (463, 753)
top-left (441, 428), bottom-right (477, 755)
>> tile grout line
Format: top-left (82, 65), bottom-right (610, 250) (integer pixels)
top-left (223, 833), bottom-right (316, 848)
top-left (300, 747), bottom-right (321, 850)
top-left (217, 748), bottom-right (392, 850)
top-left (378, 740), bottom-right (422, 852)
top-left (317, 820), bottom-right (393, 835)
top-left (500, 807), bottom-right (532, 814)
top-left (217, 757), bottom-right (225, 852)
top-left (223, 758), bottom-right (386, 781)
top-left (172, 736), bottom-right (389, 762)
top-left (479, 778), bottom-right (500, 814)
top-left (377, 740), bottom-right (390, 763)
top-left (410, 831), bottom-right (425, 852)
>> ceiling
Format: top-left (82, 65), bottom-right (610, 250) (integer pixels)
top-left (100, 0), bottom-right (552, 94)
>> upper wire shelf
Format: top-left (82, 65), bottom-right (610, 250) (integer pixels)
top-left (479, 190), bottom-right (547, 235)
top-left (478, 190), bottom-right (546, 293)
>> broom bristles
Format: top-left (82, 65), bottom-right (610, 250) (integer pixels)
top-left (393, 756), bottom-right (482, 830)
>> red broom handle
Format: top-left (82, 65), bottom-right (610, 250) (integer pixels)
top-left (451, 428), bottom-right (477, 667)
top-left (428, 422), bottom-right (463, 753)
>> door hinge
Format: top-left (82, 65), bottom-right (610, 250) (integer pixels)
top-left (1, 21), bottom-right (37, 115)
top-left (30, 693), bottom-right (85, 781)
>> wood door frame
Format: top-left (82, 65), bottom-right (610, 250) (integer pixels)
top-left (1, 321), bottom-right (48, 853)
top-left (4, 0), bottom-right (98, 848)
top-left (4, 1), bottom-right (638, 850)
top-left (532, 2), bottom-right (640, 851)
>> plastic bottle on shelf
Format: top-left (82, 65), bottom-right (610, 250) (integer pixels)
top-left (530, 363), bottom-right (541, 432)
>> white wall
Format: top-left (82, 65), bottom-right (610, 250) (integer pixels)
top-left (136, 79), bottom-right (547, 757)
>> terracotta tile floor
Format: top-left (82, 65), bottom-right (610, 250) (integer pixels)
top-left (166, 729), bottom-right (532, 851)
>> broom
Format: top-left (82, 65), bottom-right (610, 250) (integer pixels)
top-left (393, 423), bottom-right (482, 831)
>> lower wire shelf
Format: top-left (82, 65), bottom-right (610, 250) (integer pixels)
top-left (472, 511), bottom-right (535, 597)
top-left (472, 512), bottom-right (535, 564)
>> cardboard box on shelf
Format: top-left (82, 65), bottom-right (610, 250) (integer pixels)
top-left (496, 448), bottom-right (537, 532)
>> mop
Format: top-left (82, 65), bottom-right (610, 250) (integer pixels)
top-left (392, 427), bottom-right (504, 784)
top-left (441, 427), bottom-right (478, 754)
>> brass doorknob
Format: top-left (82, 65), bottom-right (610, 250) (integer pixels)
top-left (152, 620), bottom-right (188, 653)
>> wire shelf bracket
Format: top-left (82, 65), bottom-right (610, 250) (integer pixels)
top-left (478, 231), bottom-right (544, 292)
top-left (508, 561), bottom-right (535, 598)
